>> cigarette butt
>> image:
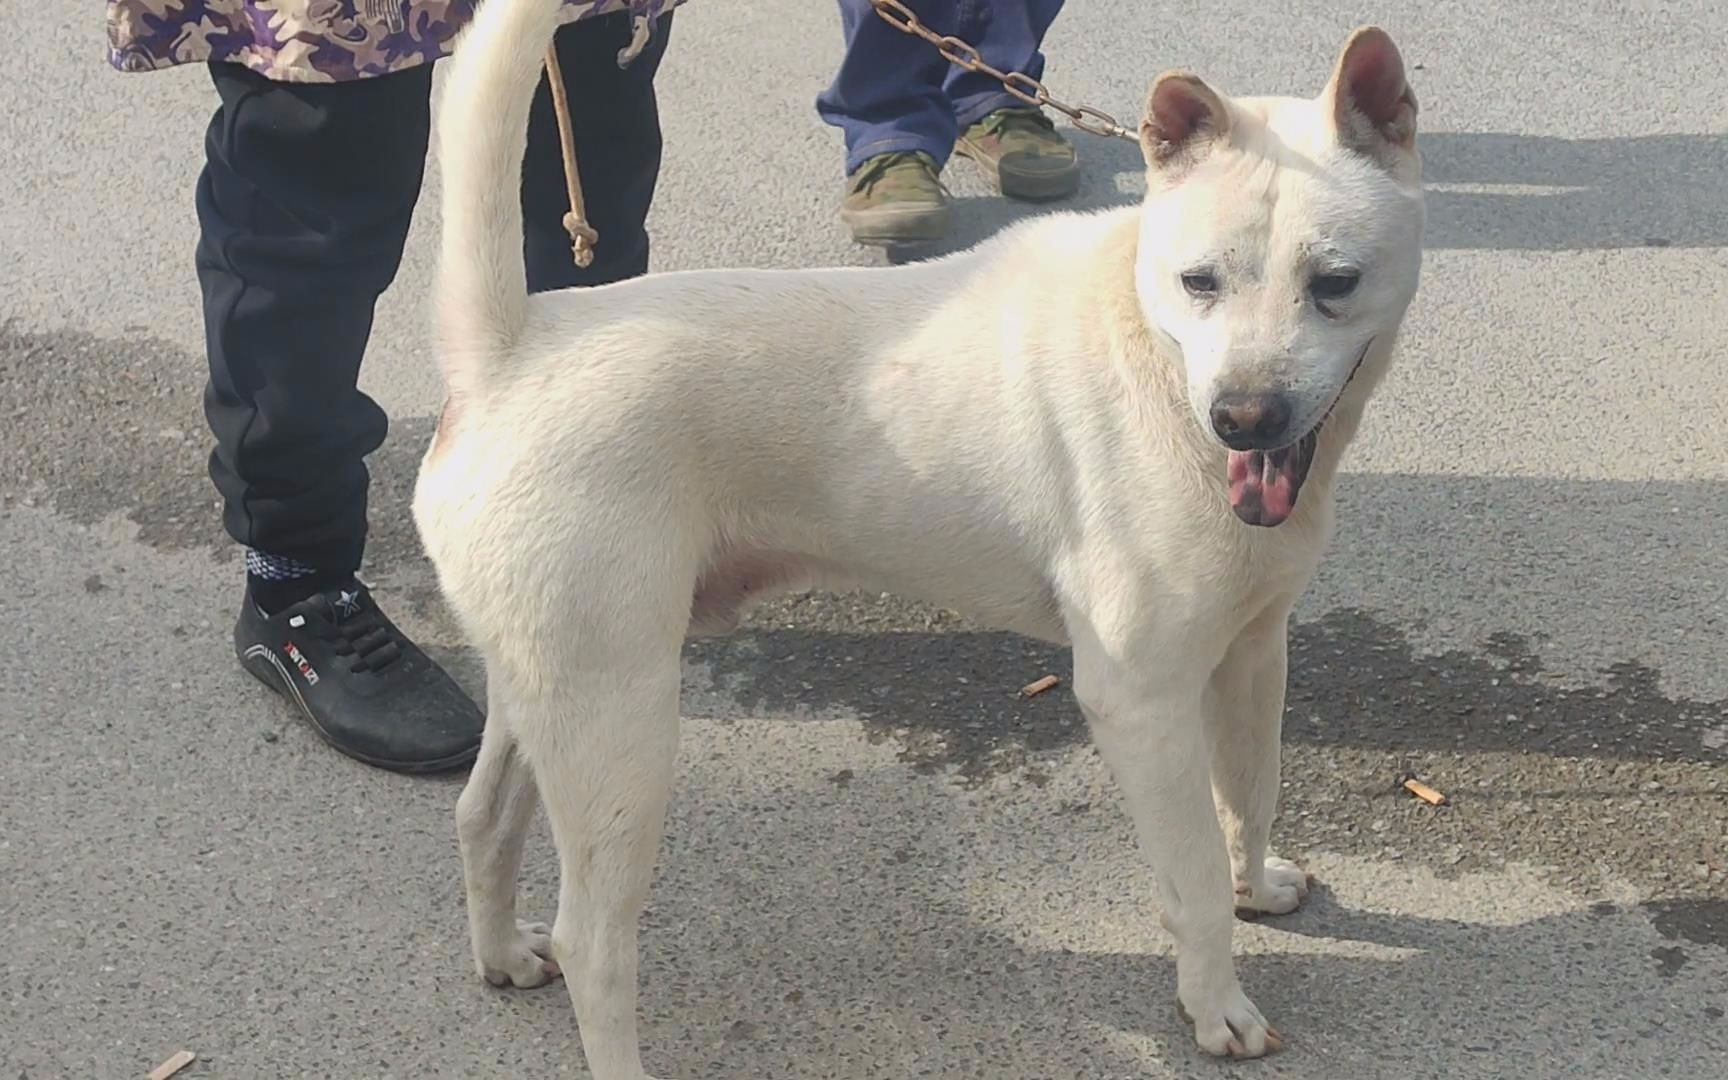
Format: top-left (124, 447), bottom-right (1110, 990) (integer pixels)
top-left (1021, 674), bottom-right (1060, 697)
top-left (1403, 778), bottom-right (1447, 806)
top-left (148, 1050), bottom-right (196, 1080)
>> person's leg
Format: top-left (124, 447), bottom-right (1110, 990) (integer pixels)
top-left (944, 0), bottom-right (1080, 201)
top-left (522, 11), bottom-right (673, 292)
top-left (196, 61), bottom-right (483, 773)
top-left (198, 62), bottom-right (430, 600)
top-left (940, 0), bottom-right (1064, 126)
top-left (817, 0), bottom-right (959, 244)
top-left (819, 0), bottom-right (959, 173)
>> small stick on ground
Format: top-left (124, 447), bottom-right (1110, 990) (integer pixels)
top-left (147, 1051), bottom-right (197, 1080)
top-left (1402, 777), bottom-right (1448, 806)
top-left (1021, 674), bottom-right (1060, 698)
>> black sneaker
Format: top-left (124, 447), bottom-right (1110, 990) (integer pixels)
top-left (235, 582), bottom-right (483, 774)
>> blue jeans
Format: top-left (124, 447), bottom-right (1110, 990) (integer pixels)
top-left (817, 0), bottom-right (1068, 175)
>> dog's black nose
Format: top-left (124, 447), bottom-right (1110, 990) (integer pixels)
top-left (1209, 393), bottom-right (1293, 451)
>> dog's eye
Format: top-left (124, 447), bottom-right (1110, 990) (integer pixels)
top-left (1310, 271), bottom-right (1361, 301)
top-left (1181, 271), bottom-right (1220, 297)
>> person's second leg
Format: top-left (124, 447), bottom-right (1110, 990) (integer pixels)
top-left (945, 0), bottom-right (1080, 201)
top-left (197, 62), bottom-right (484, 773)
top-left (522, 11), bottom-right (674, 292)
top-left (817, 0), bottom-right (960, 245)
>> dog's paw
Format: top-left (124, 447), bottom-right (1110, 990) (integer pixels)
top-left (1178, 987), bottom-right (1282, 1058)
top-left (1234, 856), bottom-right (1312, 919)
top-left (476, 920), bottom-right (561, 989)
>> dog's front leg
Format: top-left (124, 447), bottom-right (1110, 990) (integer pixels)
top-left (1075, 645), bottom-right (1279, 1059)
top-left (1206, 605), bottom-right (1311, 918)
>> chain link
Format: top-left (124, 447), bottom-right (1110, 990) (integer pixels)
top-left (869, 0), bottom-right (1136, 142)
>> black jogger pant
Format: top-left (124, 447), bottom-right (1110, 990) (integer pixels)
top-left (195, 11), bottom-right (672, 575)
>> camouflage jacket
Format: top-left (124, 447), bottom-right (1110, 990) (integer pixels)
top-left (106, 0), bottom-right (683, 83)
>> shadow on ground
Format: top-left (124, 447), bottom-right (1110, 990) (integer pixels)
top-left (1419, 132), bottom-right (1728, 251)
top-left (689, 605), bottom-right (1727, 779)
top-left (684, 596), bottom-right (1728, 910)
top-left (879, 129), bottom-right (1728, 260)
top-left (478, 766), bottom-right (1728, 1079)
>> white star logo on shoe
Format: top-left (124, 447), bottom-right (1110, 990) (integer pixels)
top-left (335, 589), bottom-right (362, 618)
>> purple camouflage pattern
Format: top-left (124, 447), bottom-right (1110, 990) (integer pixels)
top-left (105, 0), bottom-right (683, 83)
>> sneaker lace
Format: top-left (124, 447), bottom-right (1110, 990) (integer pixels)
top-left (978, 107), bottom-right (1057, 141)
top-left (851, 150), bottom-right (936, 195)
top-left (317, 589), bottom-right (404, 674)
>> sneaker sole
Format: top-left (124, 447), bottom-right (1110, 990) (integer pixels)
top-left (239, 647), bottom-right (480, 775)
top-left (955, 143), bottom-right (1081, 202)
top-left (841, 202), bottom-right (953, 247)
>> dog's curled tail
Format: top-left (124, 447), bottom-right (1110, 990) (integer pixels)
top-left (433, 0), bottom-right (563, 400)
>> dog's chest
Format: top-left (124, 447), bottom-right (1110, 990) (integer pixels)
top-left (1139, 505), bottom-right (1332, 618)
top-left (1226, 513), bottom-right (1332, 603)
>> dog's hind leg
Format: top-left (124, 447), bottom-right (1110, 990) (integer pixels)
top-left (457, 682), bottom-right (557, 988)
top-left (514, 658), bottom-right (681, 1080)
top-left (1206, 602), bottom-right (1311, 919)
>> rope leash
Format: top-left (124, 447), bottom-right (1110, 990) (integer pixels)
top-left (543, 14), bottom-right (653, 270)
top-left (543, 43), bottom-right (597, 269)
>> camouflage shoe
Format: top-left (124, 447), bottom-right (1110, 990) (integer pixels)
top-left (955, 107), bottom-right (1080, 201)
top-left (841, 150), bottom-right (952, 246)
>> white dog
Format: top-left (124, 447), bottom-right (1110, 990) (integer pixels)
top-left (415, 1), bottom-right (1423, 1074)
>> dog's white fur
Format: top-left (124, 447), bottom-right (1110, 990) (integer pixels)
top-left (416, 2), bottom-right (1423, 1074)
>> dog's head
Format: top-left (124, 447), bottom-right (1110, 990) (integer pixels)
top-left (1132, 27), bottom-right (1424, 527)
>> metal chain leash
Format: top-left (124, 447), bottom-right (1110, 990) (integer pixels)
top-left (869, 0), bottom-right (1136, 142)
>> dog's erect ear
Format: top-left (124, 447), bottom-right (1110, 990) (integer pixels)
top-left (1140, 72), bottom-right (1231, 173)
top-left (1323, 26), bottom-right (1418, 162)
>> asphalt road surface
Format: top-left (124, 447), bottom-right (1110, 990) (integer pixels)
top-left (4, 2), bottom-right (1727, 1078)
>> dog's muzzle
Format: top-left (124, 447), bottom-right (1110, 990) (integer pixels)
top-left (1218, 340), bottom-right (1373, 528)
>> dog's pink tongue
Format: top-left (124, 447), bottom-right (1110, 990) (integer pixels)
top-left (1227, 449), bottom-right (1299, 527)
